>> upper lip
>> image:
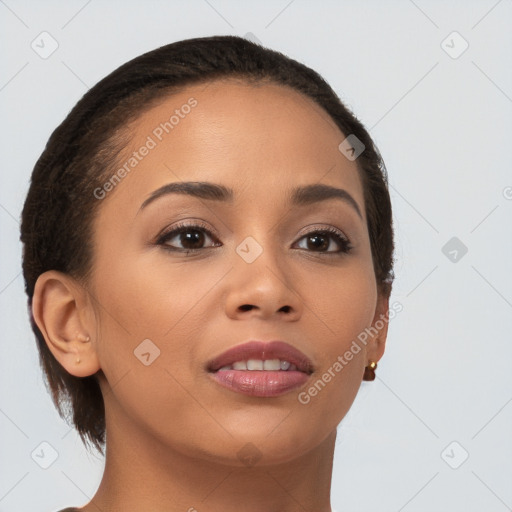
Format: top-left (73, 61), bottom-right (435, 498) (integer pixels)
top-left (207, 340), bottom-right (314, 374)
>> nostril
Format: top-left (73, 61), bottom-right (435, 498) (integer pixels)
top-left (239, 304), bottom-right (254, 311)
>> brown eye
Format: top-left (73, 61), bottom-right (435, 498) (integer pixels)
top-left (157, 222), bottom-right (220, 253)
top-left (295, 228), bottom-right (352, 254)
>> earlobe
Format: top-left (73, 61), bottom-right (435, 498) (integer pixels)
top-left (32, 270), bottom-right (101, 377)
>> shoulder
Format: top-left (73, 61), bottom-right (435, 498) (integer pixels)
top-left (55, 508), bottom-right (80, 512)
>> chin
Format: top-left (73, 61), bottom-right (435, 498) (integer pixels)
top-left (225, 426), bottom-right (325, 468)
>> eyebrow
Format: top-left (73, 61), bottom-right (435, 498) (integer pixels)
top-left (138, 181), bottom-right (362, 219)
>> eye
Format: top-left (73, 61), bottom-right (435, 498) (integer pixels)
top-left (156, 222), bottom-right (352, 256)
top-left (294, 227), bottom-right (352, 255)
top-left (156, 221), bottom-right (220, 254)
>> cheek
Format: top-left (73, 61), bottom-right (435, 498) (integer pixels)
top-left (299, 257), bottom-right (377, 348)
top-left (91, 250), bottom-right (232, 377)
top-left (291, 260), bottom-right (376, 423)
top-left (90, 255), bottom-right (232, 453)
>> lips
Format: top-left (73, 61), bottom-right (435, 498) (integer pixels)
top-left (207, 340), bottom-right (314, 374)
top-left (207, 340), bottom-right (314, 398)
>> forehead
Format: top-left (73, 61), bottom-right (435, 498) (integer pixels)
top-left (102, 79), bottom-right (365, 216)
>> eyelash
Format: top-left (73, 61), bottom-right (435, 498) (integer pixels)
top-left (155, 221), bottom-right (353, 256)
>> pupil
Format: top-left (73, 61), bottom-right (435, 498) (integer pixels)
top-left (181, 230), bottom-right (204, 249)
top-left (308, 234), bottom-right (327, 251)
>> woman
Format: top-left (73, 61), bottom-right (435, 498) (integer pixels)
top-left (21, 35), bottom-right (394, 512)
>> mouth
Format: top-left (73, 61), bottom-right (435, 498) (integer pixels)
top-left (206, 340), bottom-right (314, 398)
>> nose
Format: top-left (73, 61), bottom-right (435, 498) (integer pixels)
top-left (224, 240), bottom-right (303, 322)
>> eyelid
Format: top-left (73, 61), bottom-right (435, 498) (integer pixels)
top-left (155, 219), bottom-right (219, 244)
top-left (156, 220), bottom-right (353, 255)
top-left (156, 222), bottom-right (350, 244)
top-left (295, 225), bottom-right (353, 253)
top-left (299, 224), bottom-right (349, 240)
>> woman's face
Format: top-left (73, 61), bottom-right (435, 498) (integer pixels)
top-left (86, 80), bottom-right (388, 465)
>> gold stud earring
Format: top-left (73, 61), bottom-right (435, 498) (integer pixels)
top-left (363, 361), bottom-right (377, 381)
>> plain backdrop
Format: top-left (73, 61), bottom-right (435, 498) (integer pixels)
top-left (1, 1), bottom-right (511, 511)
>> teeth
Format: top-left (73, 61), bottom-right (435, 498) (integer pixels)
top-left (247, 359), bottom-right (263, 370)
top-left (263, 359), bottom-right (281, 370)
top-left (217, 359), bottom-right (295, 371)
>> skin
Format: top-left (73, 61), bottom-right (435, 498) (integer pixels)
top-left (32, 80), bottom-right (389, 512)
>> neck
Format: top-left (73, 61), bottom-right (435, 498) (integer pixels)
top-left (84, 402), bottom-right (336, 511)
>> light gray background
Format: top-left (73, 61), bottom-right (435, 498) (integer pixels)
top-left (1, 1), bottom-right (511, 511)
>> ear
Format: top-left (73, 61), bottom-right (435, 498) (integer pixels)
top-left (365, 292), bottom-right (390, 365)
top-left (32, 270), bottom-right (100, 378)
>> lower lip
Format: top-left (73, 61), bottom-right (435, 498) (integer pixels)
top-left (209, 369), bottom-right (310, 397)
